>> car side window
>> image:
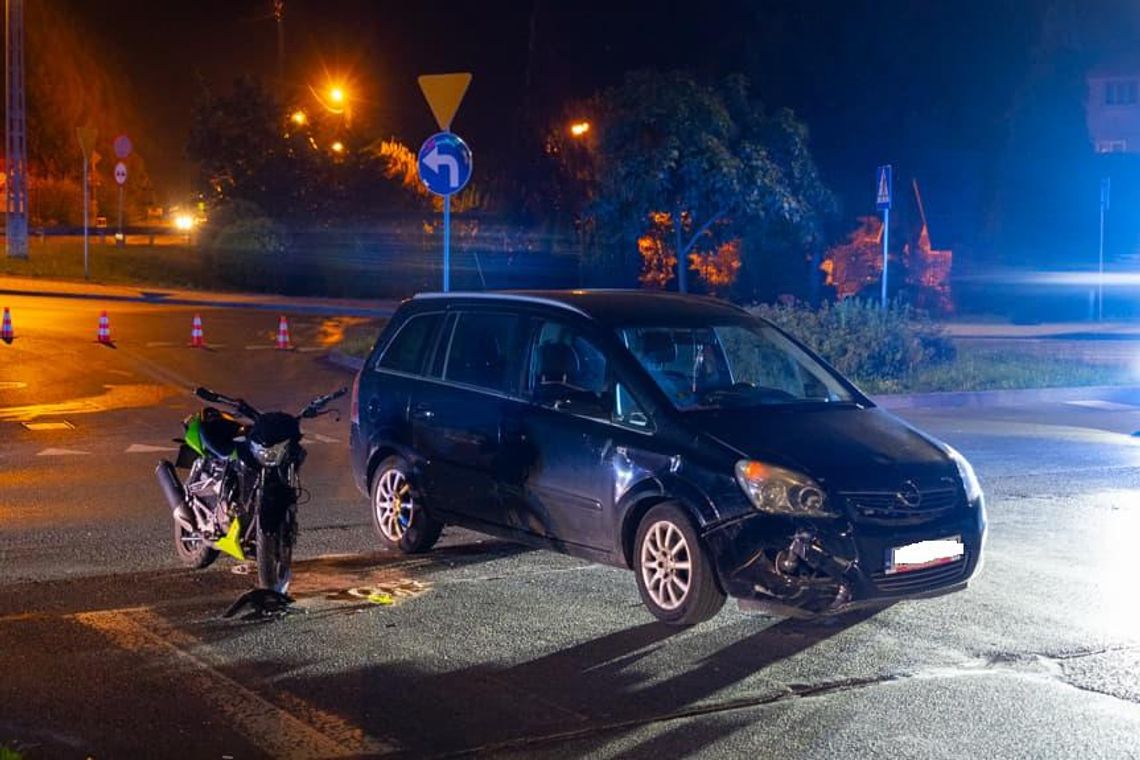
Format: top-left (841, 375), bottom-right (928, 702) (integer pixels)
top-left (528, 320), bottom-right (612, 418)
top-left (614, 382), bottom-right (652, 430)
top-left (442, 312), bottom-right (526, 394)
top-left (376, 313), bottom-right (443, 375)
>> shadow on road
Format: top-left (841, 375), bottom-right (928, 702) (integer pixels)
top-left (265, 608), bottom-right (880, 757)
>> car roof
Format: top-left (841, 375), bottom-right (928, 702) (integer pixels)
top-left (410, 289), bottom-right (752, 326)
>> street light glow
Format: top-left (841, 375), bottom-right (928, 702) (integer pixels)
top-left (174, 214), bottom-right (194, 232)
top-left (329, 86), bottom-right (346, 105)
top-left (291, 110), bottom-right (307, 126)
top-left (570, 121), bottom-right (591, 137)
top-left (331, 141), bottom-right (345, 154)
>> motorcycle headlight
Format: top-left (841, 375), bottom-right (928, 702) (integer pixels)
top-left (946, 445), bottom-right (983, 504)
top-left (734, 460), bottom-right (835, 517)
top-left (249, 440), bottom-right (290, 467)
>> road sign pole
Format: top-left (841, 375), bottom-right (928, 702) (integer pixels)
top-left (117, 184), bottom-right (124, 247)
top-left (443, 193), bottom-right (451, 292)
top-left (881, 206), bottom-right (889, 309)
top-left (83, 160), bottom-right (89, 280)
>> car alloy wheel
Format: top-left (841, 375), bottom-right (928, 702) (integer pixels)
top-left (374, 468), bottom-right (413, 542)
top-left (639, 519), bottom-right (693, 611)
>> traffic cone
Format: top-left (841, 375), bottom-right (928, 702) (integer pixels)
top-left (189, 314), bottom-right (206, 348)
top-left (1, 307), bottom-right (12, 344)
top-left (96, 311), bottom-right (112, 345)
top-left (276, 315), bottom-right (292, 350)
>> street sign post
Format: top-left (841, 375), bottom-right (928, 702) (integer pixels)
top-left (114, 161), bottom-right (128, 246)
top-left (876, 165), bottom-right (892, 308)
top-left (418, 132), bottom-right (473, 293)
top-left (76, 126), bottom-right (98, 279)
top-left (417, 72), bottom-right (473, 292)
top-left (1099, 177), bottom-right (1111, 321)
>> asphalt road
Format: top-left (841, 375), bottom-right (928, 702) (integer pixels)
top-left (2, 293), bottom-right (1140, 759)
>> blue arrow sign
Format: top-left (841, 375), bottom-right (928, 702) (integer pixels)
top-left (876, 164), bottom-right (892, 210)
top-left (418, 132), bottom-right (473, 197)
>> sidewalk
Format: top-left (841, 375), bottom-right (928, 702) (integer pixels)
top-left (0, 275), bottom-right (399, 318)
top-left (945, 320), bottom-right (1140, 339)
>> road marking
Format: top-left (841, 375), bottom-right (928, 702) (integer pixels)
top-left (36, 448), bottom-right (90, 456)
top-left (22, 420), bottom-right (75, 431)
top-left (125, 443), bottom-right (179, 454)
top-left (244, 345), bottom-right (274, 351)
top-left (1065, 400), bottom-right (1140, 411)
top-left (0, 381), bottom-right (27, 390)
top-left (297, 347), bottom-right (323, 353)
top-left (308, 433), bottom-right (340, 444)
top-left (74, 608), bottom-right (398, 757)
top-left (146, 341), bottom-right (176, 348)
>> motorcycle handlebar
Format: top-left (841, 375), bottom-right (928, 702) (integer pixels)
top-left (301, 387), bottom-right (348, 418)
top-left (194, 387), bottom-right (258, 419)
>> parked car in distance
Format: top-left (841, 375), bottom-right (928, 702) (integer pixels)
top-left (349, 290), bottom-right (986, 625)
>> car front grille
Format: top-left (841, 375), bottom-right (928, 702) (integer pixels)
top-left (870, 556), bottom-right (968, 594)
top-left (842, 486), bottom-right (962, 523)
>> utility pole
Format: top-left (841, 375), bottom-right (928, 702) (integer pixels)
top-left (5, 0), bottom-right (29, 259)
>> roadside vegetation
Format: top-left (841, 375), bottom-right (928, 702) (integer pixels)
top-left (0, 744), bottom-right (23, 760)
top-left (754, 299), bottom-right (1133, 394)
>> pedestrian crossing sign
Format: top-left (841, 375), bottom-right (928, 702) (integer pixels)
top-left (876, 165), bottom-right (892, 210)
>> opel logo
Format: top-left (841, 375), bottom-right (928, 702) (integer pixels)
top-left (896, 480), bottom-right (922, 508)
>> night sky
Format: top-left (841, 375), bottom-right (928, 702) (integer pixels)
top-left (28, 0), bottom-right (1140, 247)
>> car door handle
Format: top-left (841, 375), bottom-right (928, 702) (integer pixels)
top-left (411, 406), bottom-right (435, 420)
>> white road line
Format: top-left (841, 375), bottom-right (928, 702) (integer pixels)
top-left (244, 345), bottom-right (274, 351)
top-left (1065, 400), bottom-right (1140, 411)
top-left (297, 347), bottom-right (324, 353)
top-left (74, 608), bottom-right (398, 757)
top-left (36, 448), bottom-right (90, 456)
top-left (145, 341), bottom-right (176, 348)
top-left (124, 443), bottom-right (179, 454)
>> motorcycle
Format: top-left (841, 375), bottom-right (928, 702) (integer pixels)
top-left (155, 385), bottom-right (347, 594)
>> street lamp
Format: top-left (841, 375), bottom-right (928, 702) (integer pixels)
top-left (570, 120), bottom-right (591, 137)
top-left (330, 141), bottom-right (345, 154)
top-left (290, 110), bottom-right (307, 126)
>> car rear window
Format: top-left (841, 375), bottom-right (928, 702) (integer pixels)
top-left (377, 313), bottom-right (443, 376)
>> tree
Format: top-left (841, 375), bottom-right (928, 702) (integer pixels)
top-left (571, 70), bottom-right (832, 294)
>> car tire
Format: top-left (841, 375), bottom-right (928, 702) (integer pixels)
top-left (634, 502), bottom-right (726, 626)
top-left (370, 456), bottom-right (443, 554)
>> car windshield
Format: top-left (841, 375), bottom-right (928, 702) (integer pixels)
top-left (619, 323), bottom-right (855, 410)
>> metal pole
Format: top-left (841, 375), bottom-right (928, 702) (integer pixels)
top-left (1098, 201), bottom-right (1105, 321)
top-left (881, 207), bottom-right (890, 309)
top-left (443, 193), bottom-right (451, 292)
top-left (83, 160), bottom-right (89, 279)
top-left (117, 184), bottom-right (124, 247)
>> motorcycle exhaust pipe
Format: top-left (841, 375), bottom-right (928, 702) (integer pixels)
top-left (155, 460), bottom-right (195, 530)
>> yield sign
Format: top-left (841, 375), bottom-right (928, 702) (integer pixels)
top-left (417, 73), bottom-right (472, 131)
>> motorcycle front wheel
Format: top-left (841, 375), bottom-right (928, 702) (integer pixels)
top-left (256, 521), bottom-right (293, 593)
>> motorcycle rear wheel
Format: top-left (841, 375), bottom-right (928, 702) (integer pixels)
top-left (173, 521), bottom-right (219, 569)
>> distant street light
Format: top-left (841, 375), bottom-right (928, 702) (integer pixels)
top-left (570, 120), bottom-right (591, 137)
top-left (328, 86), bottom-right (345, 106)
top-left (330, 141), bottom-right (345, 154)
top-left (290, 110), bottom-right (307, 126)
top-left (174, 214), bottom-right (194, 232)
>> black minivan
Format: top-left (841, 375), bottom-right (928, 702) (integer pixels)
top-left (350, 291), bottom-right (985, 625)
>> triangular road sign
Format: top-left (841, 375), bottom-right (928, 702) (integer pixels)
top-left (876, 165), bottom-right (892, 210)
top-left (418, 73), bottom-right (472, 131)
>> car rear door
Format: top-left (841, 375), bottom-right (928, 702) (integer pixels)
top-left (409, 309), bottom-right (529, 527)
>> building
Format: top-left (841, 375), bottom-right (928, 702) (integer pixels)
top-left (1087, 62), bottom-right (1140, 154)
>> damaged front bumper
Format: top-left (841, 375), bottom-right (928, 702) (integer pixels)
top-left (703, 500), bottom-right (986, 618)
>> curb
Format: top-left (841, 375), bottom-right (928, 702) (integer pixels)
top-left (873, 384), bottom-right (1140, 410)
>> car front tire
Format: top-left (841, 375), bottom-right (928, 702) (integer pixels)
top-left (634, 502), bottom-right (726, 626)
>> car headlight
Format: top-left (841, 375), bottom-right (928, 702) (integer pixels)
top-left (734, 460), bottom-right (835, 517)
top-left (946, 445), bottom-right (983, 504)
top-left (249, 440), bottom-right (289, 467)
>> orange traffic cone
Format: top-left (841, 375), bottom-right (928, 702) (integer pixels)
top-left (96, 311), bottom-right (112, 345)
top-left (276, 315), bottom-right (292, 350)
top-left (189, 314), bottom-right (206, 348)
top-left (1, 307), bottom-right (13, 344)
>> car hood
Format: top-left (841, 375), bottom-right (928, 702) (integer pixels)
top-left (691, 404), bottom-right (956, 490)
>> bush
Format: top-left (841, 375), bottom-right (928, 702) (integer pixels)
top-left (749, 299), bottom-right (955, 393)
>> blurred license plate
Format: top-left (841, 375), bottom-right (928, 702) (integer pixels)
top-left (886, 536), bottom-right (964, 575)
